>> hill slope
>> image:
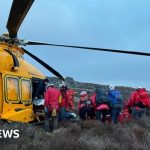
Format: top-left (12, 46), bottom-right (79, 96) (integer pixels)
top-left (0, 77), bottom-right (149, 150)
top-left (0, 118), bottom-right (150, 150)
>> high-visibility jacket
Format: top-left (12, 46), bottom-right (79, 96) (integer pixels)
top-left (67, 89), bottom-right (75, 110)
top-left (138, 89), bottom-right (150, 107)
top-left (44, 87), bottom-right (61, 112)
top-left (60, 88), bottom-right (69, 109)
top-left (128, 88), bottom-right (150, 108)
top-left (90, 93), bottom-right (96, 109)
top-left (78, 94), bottom-right (93, 111)
top-left (128, 91), bottom-right (139, 107)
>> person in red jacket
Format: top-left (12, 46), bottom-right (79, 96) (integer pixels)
top-left (78, 91), bottom-right (94, 120)
top-left (59, 83), bottom-right (69, 121)
top-left (67, 89), bottom-right (75, 110)
top-left (127, 87), bottom-right (150, 119)
top-left (89, 92), bottom-right (96, 118)
top-left (44, 84), bottom-right (61, 132)
top-left (90, 92), bottom-right (96, 110)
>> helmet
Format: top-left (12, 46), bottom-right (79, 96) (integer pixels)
top-left (46, 83), bottom-right (54, 89)
top-left (80, 91), bottom-right (87, 96)
top-left (137, 86), bottom-right (142, 90)
top-left (138, 86), bottom-right (142, 89)
top-left (59, 82), bottom-right (66, 88)
top-left (109, 85), bottom-right (115, 90)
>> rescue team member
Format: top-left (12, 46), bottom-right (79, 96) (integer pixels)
top-left (127, 87), bottom-right (150, 119)
top-left (108, 85), bottom-right (123, 124)
top-left (67, 89), bottom-right (75, 110)
top-left (90, 92), bottom-right (97, 118)
top-left (44, 84), bottom-right (61, 133)
top-left (90, 92), bottom-right (96, 110)
top-left (95, 88), bottom-right (110, 123)
top-left (59, 82), bottom-right (69, 121)
top-left (78, 91), bottom-right (94, 120)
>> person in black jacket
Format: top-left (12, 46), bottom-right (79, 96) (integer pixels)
top-left (95, 88), bottom-right (110, 123)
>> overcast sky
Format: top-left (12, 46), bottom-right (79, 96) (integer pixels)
top-left (1, 0), bottom-right (150, 89)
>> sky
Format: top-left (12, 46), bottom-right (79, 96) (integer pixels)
top-left (0, 0), bottom-right (150, 89)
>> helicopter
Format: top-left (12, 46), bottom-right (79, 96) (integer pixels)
top-left (0, 0), bottom-right (150, 123)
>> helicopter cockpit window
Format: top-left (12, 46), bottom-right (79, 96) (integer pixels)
top-left (6, 77), bottom-right (19, 103)
top-left (21, 79), bottom-right (32, 103)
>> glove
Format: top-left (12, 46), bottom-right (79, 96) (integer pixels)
top-left (52, 108), bottom-right (57, 117)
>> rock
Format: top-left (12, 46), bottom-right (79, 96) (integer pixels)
top-left (65, 77), bottom-right (74, 84)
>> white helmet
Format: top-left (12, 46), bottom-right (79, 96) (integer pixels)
top-left (59, 82), bottom-right (66, 88)
top-left (138, 86), bottom-right (142, 89)
top-left (46, 83), bottom-right (54, 89)
top-left (80, 91), bottom-right (87, 96)
top-left (109, 85), bottom-right (115, 90)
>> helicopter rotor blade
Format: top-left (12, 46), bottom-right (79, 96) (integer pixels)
top-left (26, 41), bottom-right (52, 45)
top-left (7, 0), bottom-right (35, 38)
top-left (26, 41), bottom-right (150, 56)
top-left (21, 47), bottom-right (64, 81)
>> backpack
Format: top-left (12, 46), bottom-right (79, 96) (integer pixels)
top-left (108, 90), bottom-right (123, 105)
top-left (95, 88), bottom-right (109, 105)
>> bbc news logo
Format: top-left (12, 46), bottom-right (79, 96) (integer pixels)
top-left (0, 130), bottom-right (19, 138)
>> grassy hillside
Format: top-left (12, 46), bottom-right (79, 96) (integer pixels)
top-left (0, 77), bottom-right (149, 150)
top-left (0, 118), bottom-right (150, 150)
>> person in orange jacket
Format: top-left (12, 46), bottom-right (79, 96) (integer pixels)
top-left (127, 87), bottom-right (150, 119)
top-left (44, 84), bottom-right (61, 132)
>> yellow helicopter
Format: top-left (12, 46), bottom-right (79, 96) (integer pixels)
top-left (0, 0), bottom-right (150, 123)
top-left (0, 0), bottom-right (65, 123)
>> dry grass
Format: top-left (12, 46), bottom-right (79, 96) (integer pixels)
top-left (0, 117), bottom-right (150, 150)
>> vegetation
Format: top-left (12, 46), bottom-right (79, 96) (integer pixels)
top-left (0, 78), bottom-right (149, 150)
top-left (0, 117), bottom-right (150, 150)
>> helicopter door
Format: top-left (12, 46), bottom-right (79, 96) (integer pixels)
top-left (0, 73), bottom-right (3, 114)
top-left (32, 78), bottom-right (45, 99)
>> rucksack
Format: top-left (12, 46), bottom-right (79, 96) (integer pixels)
top-left (108, 90), bottom-right (123, 105)
top-left (95, 88), bottom-right (109, 105)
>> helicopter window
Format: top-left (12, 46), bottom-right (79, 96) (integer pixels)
top-left (21, 79), bottom-right (32, 103)
top-left (5, 77), bottom-right (19, 103)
